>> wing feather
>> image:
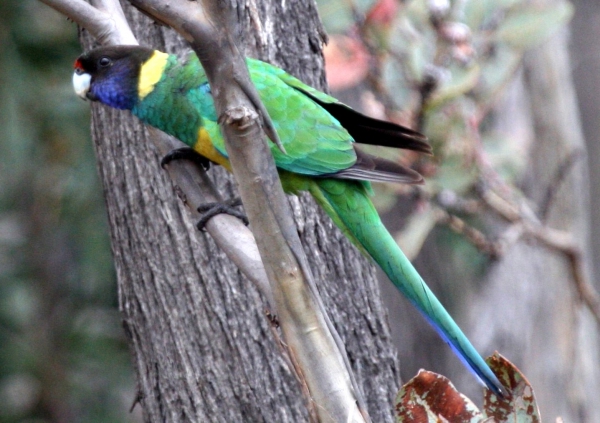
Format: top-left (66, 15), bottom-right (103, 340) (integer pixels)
top-left (330, 148), bottom-right (424, 184)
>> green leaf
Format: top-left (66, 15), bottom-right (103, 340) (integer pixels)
top-left (463, 0), bottom-right (521, 30)
top-left (495, 2), bottom-right (574, 50)
top-left (433, 160), bottom-right (478, 194)
top-left (476, 44), bottom-right (522, 105)
top-left (426, 64), bottom-right (481, 109)
top-left (388, 12), bottom-right (436, 83)
top-left (315, 0), bottom-right (376, 33)
top-left (481, 132), bottom-right (529, 184)
top-left (404, 0), bottom-right (431, 25)
top-left (381, 58), bottom-right (414, 107)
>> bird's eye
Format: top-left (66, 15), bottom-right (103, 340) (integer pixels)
top-left (98, 57), bottom-right (112, 68)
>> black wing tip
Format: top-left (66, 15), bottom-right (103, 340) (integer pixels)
top-left (354, 122), bottom-right (433, 155)
top-left (408, 139), bottom-right (433, 155)
top-left (395, 127), bottom-right (433, 155)
top-left (332, 149), bottom-right (426, 185)
top-left (301, 92), bottom-right (434, 154)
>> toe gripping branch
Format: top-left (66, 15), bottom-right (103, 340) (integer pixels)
top-left (161, 147), bottom-right (211, 171)
top-left (196, 198), bottom-right (249, 230)
top-left (160, 148), bottom-right (248, 230)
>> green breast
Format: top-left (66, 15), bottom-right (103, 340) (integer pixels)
top-left (132, 53), bottom-right (212, 148)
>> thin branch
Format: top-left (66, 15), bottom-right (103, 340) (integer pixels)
top-left (433, 179), bottom-right (600, 326)
top-left (476, 182), bottom-right (523, 223)
top-left (527, 225), bottom-right (600, 326)
top-left (39, 0), bottom-right (105, 29)
top-left (39, 0), bottom-right (135, 45)
top-left (151, 129), bottom-right (273, 304)
top-left (539, 149), bottom-right (584, 222)
top-left (477, 183), bottom-right (600, 325)
top-left (435, 208), bottom-right (501, 257)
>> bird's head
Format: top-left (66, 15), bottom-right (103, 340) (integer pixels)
top-left (73, 45), bottom-right (158, 110)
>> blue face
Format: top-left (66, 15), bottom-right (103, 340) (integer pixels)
top-left (75, 46), bottom-right (154, 111)
top-left (88, 60), bottom-right (138, 110)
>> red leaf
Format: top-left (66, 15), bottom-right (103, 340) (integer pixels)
top-left (366, 0), bottom-right (399, 27)
top-left (395, 370), bottom-right (482, 422)
top-left (483, 352), bottom-right (541, 422)
top-left (324, 35), bottom-right (370, 91)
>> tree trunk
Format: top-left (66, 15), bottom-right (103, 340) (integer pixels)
top-left (83, 2), bottom-right (401, 421)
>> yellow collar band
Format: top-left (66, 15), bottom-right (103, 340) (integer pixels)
top-left (138, 50), bottom-right (170, 99)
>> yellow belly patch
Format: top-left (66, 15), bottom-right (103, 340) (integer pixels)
top-left (194, 128), bottom-right (231, 170)
top-left (138, 51), bottom-right (170, 99)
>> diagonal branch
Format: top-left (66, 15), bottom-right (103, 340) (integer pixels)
top-left (475, 184), bottom-right (600, 326)
top-left (523, 223), bottom-right (600, 326)
top-left (151, 129), bottom-right (273, 303)
top-left (39, 0), bottom-right (135, 45)
top-left (431, 180), bottom-right (600, 326)
top-left (126, 1), bottom-right (370, 421)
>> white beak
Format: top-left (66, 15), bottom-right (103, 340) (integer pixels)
top-left (73, 71), bottom-right (91, 99)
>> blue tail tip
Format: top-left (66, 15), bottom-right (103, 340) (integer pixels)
top-left (484, 375), bottom-right (510, 398)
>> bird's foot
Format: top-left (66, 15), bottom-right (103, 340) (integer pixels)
top-left (196, 197), bottom-right (249, 231)
top-left (161, 147), bottom-right (211, 171)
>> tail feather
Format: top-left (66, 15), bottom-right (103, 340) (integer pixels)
top-left (310, 178), bottom-right (506, 397)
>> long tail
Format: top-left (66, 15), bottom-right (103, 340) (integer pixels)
top-left (309, 178), bottom-right (506, 396)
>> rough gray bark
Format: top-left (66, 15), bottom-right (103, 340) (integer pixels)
top-left (83, 1), bottom-right (401, 422)
top-left (383, 3), bottom-right (600, 421)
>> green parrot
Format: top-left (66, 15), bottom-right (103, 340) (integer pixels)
top-left (73, 46), bottom-right (505, 396)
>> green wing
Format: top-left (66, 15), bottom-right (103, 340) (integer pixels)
top-left (249, 59), bottom-right (431, 154)
top-left (144, 52), bottom-right (427, 180)
top-left (181, 55), bottom-right (358, 177)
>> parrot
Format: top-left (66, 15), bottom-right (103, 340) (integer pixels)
top-left (72, 45), bottom-right (506, 397)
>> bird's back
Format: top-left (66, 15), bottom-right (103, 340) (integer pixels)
top-left (132, 52), bottom-right (359, 178)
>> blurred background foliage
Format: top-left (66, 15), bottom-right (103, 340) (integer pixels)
top-left (319, 0), bottom-right (572, 262)
top-left (0, 1), bottom-right (136, 422)
top-left (318, 0), bottom-right (594, 407)
top-left (0, 0), bottom-right (597, 421)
